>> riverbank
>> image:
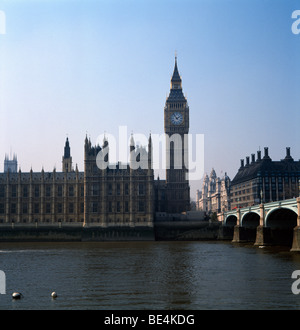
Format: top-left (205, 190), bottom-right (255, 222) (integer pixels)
top-left (0, 221), bottom-right (232, 242)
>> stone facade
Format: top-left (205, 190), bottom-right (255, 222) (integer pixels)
top-left (0, 58), bottom-right (191, 226)
top-left (83, 134), bottom-right (154, 227)
top-left (196, 169), bottom-right (231, 214)
top-left (230, 147), bottom-right (300, 209)
top-left (0, 135), bottom-right (154, 227)
top-left (163, 56), bottom-right (190, 213)
top-left (0, 163), bottom-right (84, 225)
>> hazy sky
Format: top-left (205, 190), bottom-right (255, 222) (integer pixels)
top-left (0, 0), bottom-right (299, 199)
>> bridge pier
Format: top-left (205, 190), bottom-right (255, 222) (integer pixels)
top-left (231, 209), bottom-right (257, 242)
top-left (290, 198), bottom-right (300, 252)
top-left (232, 225), bottom-right (256, 243)
top-left (290, 227), bottom-right (300, 251)
top-left (232, 225), bottom-right (246, 243)
top-left (232, 209), bottom-right (242, 242)
top-left (254, 225), bottom-right (272, 246)
top-left (254, 204), bottom-right (272, 246)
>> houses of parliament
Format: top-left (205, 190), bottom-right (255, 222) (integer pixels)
top-left (0, 58), bottom-right (190, 227)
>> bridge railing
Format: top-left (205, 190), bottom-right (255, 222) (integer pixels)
top-left (223, 197), bottom-right (298, 226)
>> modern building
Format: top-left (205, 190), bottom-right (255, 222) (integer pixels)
top-left (230, 147), bottom-right (300, 209)
top-left (196, 169), bottom-right (231, 214)
top-left (0, 58), bottom-right (191, 226)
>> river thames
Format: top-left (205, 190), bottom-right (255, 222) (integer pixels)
top-left (0, 241), bottom-right (300, 310)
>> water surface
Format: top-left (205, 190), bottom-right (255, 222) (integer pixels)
top-left (0, 241), bottom-right (300, 309)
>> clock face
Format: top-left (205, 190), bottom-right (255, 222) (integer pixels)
top-left (171, 112), bottom-right (183, 125)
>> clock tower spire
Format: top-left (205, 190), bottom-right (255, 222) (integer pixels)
top-left (164, 57), bottom-right (190, 213)
top-left (170, 55), bottom-right (182, 89)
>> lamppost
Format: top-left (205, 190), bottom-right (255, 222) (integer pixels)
top-left (260, 189), bottom-right (263, 204)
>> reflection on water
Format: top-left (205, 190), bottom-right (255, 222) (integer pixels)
top-left (0, 241), bottom-right (300, 309)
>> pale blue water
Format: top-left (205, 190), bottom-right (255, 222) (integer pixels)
top-left (0, 241), bottom-right (300, 310)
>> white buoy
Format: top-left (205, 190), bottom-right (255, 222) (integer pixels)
top-left (12, 292), bottom-right (22, 299)
top-left (51, 292), bottom-right (57, 299)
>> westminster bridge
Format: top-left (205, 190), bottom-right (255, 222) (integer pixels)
top-left (223, 197), bottom-right (300, 251)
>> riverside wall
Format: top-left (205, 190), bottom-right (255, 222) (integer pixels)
top-left (0, 221), bottom-right (231, 242)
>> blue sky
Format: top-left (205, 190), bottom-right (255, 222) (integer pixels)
top-left (0, 0), bottom-right (299, 198)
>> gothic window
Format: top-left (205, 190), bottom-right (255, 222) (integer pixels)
top-left (138, 201), bottom-right (145, 212)
top-left (34, 203), bottom-right (39, 214)
top-left (46, 203), bottom-right (51, 214)
top-left (69, 185), bottom-right (74, 197)
top-left (92, 202), bottom-right (98, 213)
top-left (108, 201), bottom-right (112, 212)
top-left (125, 183), bottom-right (129, 195)
top-left (23, 186), bottom-right (28, 198)
top-left (125, 201), bottom-right (129, 213)
top-left (45, 186), bottom-right (51, 197)
top-left (57, 203), bottom-right (63, 214)
top-left (21, 203), bottom-right (27, 214)
top-left (117, 201), bottom-right (121, 212)
top-left (138, 183), bottom-right (145, 196)
top-left (34, 186), bottom-right (39, 198)
top-left (57, 185), bottom-right (63, 197)
top-left (11, 203), bottom-right (16, 214)
top-left (0, 186), bottom-right (4, 198)
top-left (92, 184), bottom-right (99, 196)
top-left (0, 203), bottom-right (4, 214)
top-left (108, 184), bottom-right (113, 195)
top-left (11, 185), bottom-right (17, 198)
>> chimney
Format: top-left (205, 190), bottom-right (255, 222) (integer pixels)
top-left (246, 156), bottom-right (250, 166)
top-left (284, 147), bottom-right (293, 161)
top-left (251, 154), bottom-right (255, 163)
top-left (263, 147), bottom-right (271, 160)
top-left (240, 159), bottom-right (244, 168)
top-left (264, 147), bottom-right (268, 157)
top-left (257, 150), bottom-right (261, 161)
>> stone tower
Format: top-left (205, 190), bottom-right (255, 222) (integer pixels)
top-left (164, 56), bottom-right (190, 213)
top-left (4, 154), bottom-right (17, 173)
top-left (62, 137), bottom-right (73, 173)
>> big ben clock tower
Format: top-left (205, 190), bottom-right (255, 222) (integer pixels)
top-left (164, 56), bottom-right (190, 213)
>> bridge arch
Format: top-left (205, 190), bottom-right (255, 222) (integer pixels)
top-left (264, 207), bottom-right (298, 246)
top-left (265, 207), bottom-right (297, 229)
top-left (241, 212), bottom-right (260, 228)
top-left (224, 215), bottom-right (237, 227)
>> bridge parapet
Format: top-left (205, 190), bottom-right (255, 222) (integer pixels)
top-left (223, 198), bottom-right (300, 250)
top-left (224, 198), bottom-right (298, 227)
